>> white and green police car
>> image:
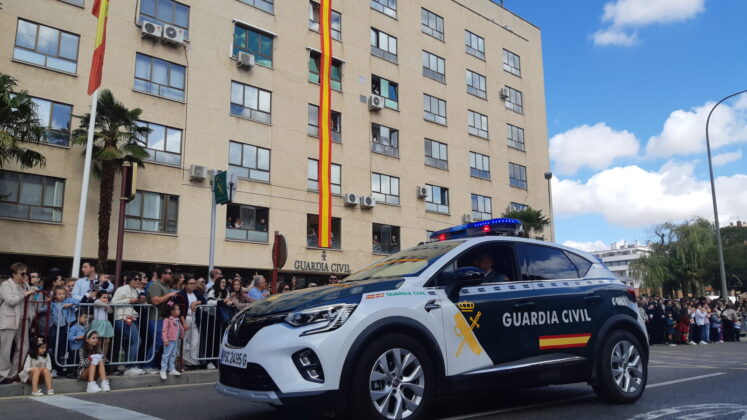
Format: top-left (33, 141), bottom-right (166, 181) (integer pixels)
top-left (216, 218), bottom-right (648, 419)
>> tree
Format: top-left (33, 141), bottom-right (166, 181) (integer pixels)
top-left (72, 90), bottom-right (150, 273)
top-left (501, 206), bottom-right (551, 238)
top-left (0, 73), bottom-right (46, 169)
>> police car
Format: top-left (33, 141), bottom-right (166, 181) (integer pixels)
top-left (216, 218), bottom-right (648, 419)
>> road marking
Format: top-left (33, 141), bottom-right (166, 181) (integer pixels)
top-left (32, 395), bottom-right (163, 420)
top-left (646, 372), bottom-right (725, 388)
top-left (0, 381), bottom-right (211, 401)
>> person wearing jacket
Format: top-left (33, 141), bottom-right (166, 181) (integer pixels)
top-left (176, 276), bottom-right (207, 368)
top-left (0, 263), bottom-right (36, 383)
top-left (160, 302), bottom-right (185, 379)
top-left (112, 272), bottom-right (146, 375)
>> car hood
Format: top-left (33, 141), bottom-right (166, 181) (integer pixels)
top-left (239, 278), bottom-right (405, 317)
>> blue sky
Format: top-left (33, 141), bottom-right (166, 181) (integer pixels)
top-left (499, 0), bottom-right (747, 251)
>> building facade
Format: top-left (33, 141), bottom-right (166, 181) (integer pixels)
top-left (0, 0), bottom-right (550, 281)
top-left (591, 241), bottom-right (652, 289)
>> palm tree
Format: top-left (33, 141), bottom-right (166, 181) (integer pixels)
top-left (0, 73), bottom-right (46, 169)
top-left (72, 89), bottom-right (150, 273)
top-left (501, 206), bottom-right (551, 238)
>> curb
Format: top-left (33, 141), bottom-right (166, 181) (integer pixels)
top-left (0, 370), bottom-right (218, 398)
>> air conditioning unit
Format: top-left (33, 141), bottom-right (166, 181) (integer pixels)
top-left (189, 164), bottom-right (207, 181)
top-left (416, 186), bottom-right (428, 199)
top-left (462, 214), bottom-right (473, 223)
top-left (236, 51), bottom-right (255, 69)
top-left (360, 196), bottom-right (376, 209)
top-left (141, 21), bottom-right (163, 39)
top-left (500, 87), bottom-right (510, 99)
top-left (344, 193), bottom-right (359, 206)
top-left (161, 24), bottom-right (185, 45)
top-left (368, 95), bottom-right (384, 111)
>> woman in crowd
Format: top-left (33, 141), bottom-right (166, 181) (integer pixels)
top-left (0, 263), bottom-right (36, 383)
top-left (224, 278), bottom-right (251, 315)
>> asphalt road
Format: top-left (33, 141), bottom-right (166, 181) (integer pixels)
top-left (2, 342), bottom-right (746, 420)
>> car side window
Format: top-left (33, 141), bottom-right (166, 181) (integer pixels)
top-left (565, 251), bottom-right (592, 277)
top-left (517, 243), bottom-right (579, 280)
top-left (431, 242), bottom-right (516, 287)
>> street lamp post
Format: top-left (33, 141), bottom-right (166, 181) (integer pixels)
top-left (705, 89), bottom-right (747, 299)
top-left (544, 171), bottom-right (554, 242)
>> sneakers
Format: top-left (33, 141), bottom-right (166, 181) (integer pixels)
top-left (31, 390), bottom-right (44, 396)
top-left (100, 379), bottom-right (111, 392)
top-left (124, 367), bottom-right (145, 375)
top-left (47, 389), bottom-right (54, 395)
top-left (168, 369), bottom-right (181, 376)
top-left (50, 369), bottom-right (58, 378)
top-left (688, 341), bottom-right (697, 345)
top-left (87, 381), bottom-right (102, 393)
top-left (206, 362), bottom-right (216, 370)
top-left (144, 367), bottom-right (160, 375)
top-left (719, 340), bottom-right (724, 343)
top-left (160, 370), bottom-right (167, 380)
top-left (669, 343), bottom-right (677, 347)
top-left (699, 341), bottom-right (708, 345)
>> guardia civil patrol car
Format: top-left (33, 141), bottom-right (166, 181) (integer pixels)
top-left (216, 218), bottom-right (648, 419)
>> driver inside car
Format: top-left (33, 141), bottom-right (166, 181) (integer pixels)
top-left (474, 252), bottom-right (511, 282)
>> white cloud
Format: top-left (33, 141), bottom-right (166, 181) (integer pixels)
top-left (562, 240), bottom-right (608, 252)
top-left (553, 162), bottom-right (747, 228)
top-left (592, 28), bottom-right (639, 47)
top-left (712, 149), bottom-right (743, 166)
top-left (646, 101), bottom-right (747, 157)
top-left (549, 123), bottom-right (640, 175)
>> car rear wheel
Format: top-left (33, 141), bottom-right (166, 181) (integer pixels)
top-left (593, 329), bottom-right (647, 403)
top-left (351, 333), bottom-right (435, 420)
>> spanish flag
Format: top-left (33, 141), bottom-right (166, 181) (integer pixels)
top-left (87, 0), bottom-right (109, 95)
top-left (317, 0), bottom-right (333, 248)
top-left (539, 333), bottom-right (592, 350)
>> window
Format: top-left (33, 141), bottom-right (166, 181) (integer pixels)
top-left (517, 244), bottom-right (579, 280)
top-left (233, 24), bottom-right (273, 67)
top-left (229, 141), bottom-right (270, 182)
top-left (307, 104), bottom-right (341, 142)
top-left (139, 0), bottom-right (190, 38)
top-left (468, 110), bottom-right (488, 139)
top-left (308, 51), bottom-right (342, 91)
top-left (309, 2), bottom-right (341, 41)
top-left (511, 202), bottom-right (528, 211)
top-left (135, 121), bottom-right (182, 166)
top-left (471, 194), bottom-right (492, 221)
top-left (504, 86), bottom-right (523, 114)
top-left (230, 81), bottom-right (271, 124)
top-left (0, 171), bottom-right (64, 223)
top-left (503, 49), bottom-right (521, 76)
top-left (566, 251), bottom-right (593, 277)
top-left (424, 139), bottom-right (448, 170)
top-left (371, 123), bottom-right (399, 158)
top-left (239, 0), bottom-right (273, 14)
top-left (31, 97), bottom-right (72, 146)
top-left (226, 203), bottom-right (269, 242)
top-left (370, 28), bottom-right (397, 64)
top-left (509, 163), bottom-right (527, 189)
top-left (373, 224), bottom-right (400, 254)
top-left (423, 94), bottom-right (446, 125)
top-left (134, 53), bottom-right (185, 101)
top-left (507, 124), bottom-right (525, 151)
top-left (371, 75), bottom-right (399, 110)
top-left (465, 31), bottom-right (485, 60)
top-left (125, 191), bottom-right (178, 234)
top-left (421, 8), bottom-right (444, 41)
top-left (469, 152), bottom-right (490, 180)
top-left (14, 20), bottom-right (79, 74)
top-left (425, 184), bottom-right (449, 214)
top-left (371, 0), bottom-right (396, 18)
top-left (306, 214), bottom-right (341, 249)
top-left (466, 70), bottom-right (487, 99)
top-left (371, 172), bottom-right (399, 205)
top-left (307, 159), bottom-right (341, 195)
top-left (422, 51), bottom-right (445, 83)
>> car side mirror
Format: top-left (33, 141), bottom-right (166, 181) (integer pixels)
top-left (445, 266), bottom-right (485, 301)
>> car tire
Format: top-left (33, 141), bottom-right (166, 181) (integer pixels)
top-left (350, 333), bottom-right (436, 420)
top-left (592, 329), bottom-right (647, 404)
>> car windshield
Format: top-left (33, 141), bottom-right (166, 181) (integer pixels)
top-left (344, 240), bottom-right (465, 282)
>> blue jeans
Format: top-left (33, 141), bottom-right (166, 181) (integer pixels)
top-left (145, 319), bottom-right (164, 369)
top-left (161, 341), bottom-right (178, 372)
top-left (703, 324), bottom-right (710, 342)
top-left (114, 320), bottom-right (141, 363)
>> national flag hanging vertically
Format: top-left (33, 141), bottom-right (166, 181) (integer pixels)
top-left (317, 0), bottom-right (333, 248)
top-left (87, 0), bottom-right (109, 95)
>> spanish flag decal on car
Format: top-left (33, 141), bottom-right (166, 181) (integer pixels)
top-left (539, 333), bottom-right (592, 350)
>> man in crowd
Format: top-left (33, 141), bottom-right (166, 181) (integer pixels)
top-left (72, 261), bottom-right (113, 302)
top-left (143, 266), bottom-right (178, 374)
top-left (248, 276), bottom-right (269, 300)
top-left (206, 268), bottom-right (222, 291)
top-left (112, 271), bottom-right (146, 375)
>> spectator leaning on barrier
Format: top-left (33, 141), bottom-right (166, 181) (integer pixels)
top-left (72, 262), bottom-right (113, 303)
top-left (112, 271), bottom-right (146, 375)
top-left (0, 262), bottom-right (36, 383)
top-left (144, 266), bottom-right (177, 374)
top-left (49, 286), bottom-right (76, 375)
top-left (178, 275), bottom-right (206, 369)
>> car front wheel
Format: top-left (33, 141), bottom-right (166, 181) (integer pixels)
top-left (593, 329), bottom-right (647, 403)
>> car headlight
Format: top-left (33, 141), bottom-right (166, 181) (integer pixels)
top-left (285, 303), bottom-right (357, 336)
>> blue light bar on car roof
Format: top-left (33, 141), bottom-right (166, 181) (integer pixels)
top-left (429, 218), bottom-right (523, 241)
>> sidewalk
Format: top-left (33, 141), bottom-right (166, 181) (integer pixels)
top-left (0, 369), bottom-right (218, 398)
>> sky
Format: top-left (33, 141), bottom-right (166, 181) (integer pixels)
top-left (498, 0), bottom-right (747, 252)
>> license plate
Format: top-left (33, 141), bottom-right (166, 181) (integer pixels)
top-left (220, 349), bottom-right (248, 369)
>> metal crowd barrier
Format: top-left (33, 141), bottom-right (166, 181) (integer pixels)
top-left (192, 304), bottom-right (230, 362)
top-left (18, 291), bottom-right (52, 372)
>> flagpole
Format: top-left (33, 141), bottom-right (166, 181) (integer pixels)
top-left (71, 88), bottom-right (99, 278)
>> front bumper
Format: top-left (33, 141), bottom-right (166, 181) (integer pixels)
top-left (215, 382), bottom-right (345, 409)
top-left (215, 382), bottom-right (282, 405)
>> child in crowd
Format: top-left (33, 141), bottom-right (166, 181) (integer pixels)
top-left (49, 286), bottom-right (76, 375)
top-left (20, 337), bottom-right (54, 396)
top-left (65, 279), bottom-right (78, 303)
top-left (68, 311), bottom-right (89, 366)
top-left (91, 290), bottom-right (114, 359)
top-left (161, 302), bottom-right (184, 380)
top-left (78, 330), bottom-right (110, 393)
top-left (665, 312), bottom-right (675, 346)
